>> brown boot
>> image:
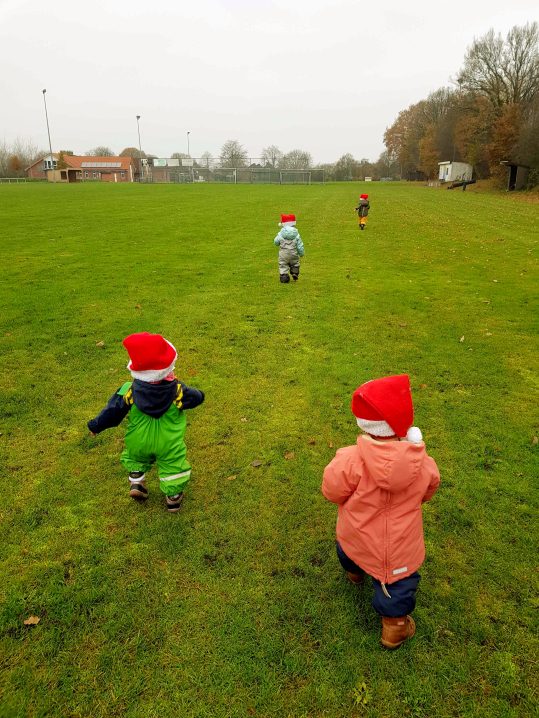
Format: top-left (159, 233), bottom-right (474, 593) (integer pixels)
top-left (346, 571), bottom-right (364, 585)
top-left (380, 615), bottom-right (416, 649)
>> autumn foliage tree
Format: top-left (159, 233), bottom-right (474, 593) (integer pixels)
top-left (120, 147), bottom-right (146, 158)
top-left (384, 22), bottom-right (539, 186)
top-left (487, 104), bottom-right (522, 183)
top-left (8, 155), bottom-right (22, 174)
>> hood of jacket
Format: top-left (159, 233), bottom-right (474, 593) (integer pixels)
top-left (359, 435), bottom-right (426, 493)
top-left (131, 378), bottom-right (178, 418)
top-left (280, 226), bottom-right (299, 240)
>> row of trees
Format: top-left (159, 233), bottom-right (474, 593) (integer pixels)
top-left (0, 139), bottom-right (44, 178)
top-left (0, 135), bottom-right (403, 181)
top-left (6, 24), bottom-right (536, 185)
top-left (383, 22), bottom-right (539, 185)
top-left (117, 142), bottom-right (315, 171)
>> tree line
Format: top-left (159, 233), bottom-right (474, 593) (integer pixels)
top-left (0, 136), bottom-right (394, 181)
top-left (3, 23), bottom-right (537, 184)
top-left (384, 22), bottom-right (539, 186)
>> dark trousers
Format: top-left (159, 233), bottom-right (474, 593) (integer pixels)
top-left (336, 542), bottom-right (420, 617)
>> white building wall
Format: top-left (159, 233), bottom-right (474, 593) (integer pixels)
top-left (438, 162), bottom-right (473, 182)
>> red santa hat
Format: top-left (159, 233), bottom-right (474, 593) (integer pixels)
top-left (123, 332), bottom-right (177, 382)
top-left (279, 213), bottom-right (296, 227)
top-left (360, 194), bottom-right (369, 199)
top-left (351, 374), bottom-right (422, 443)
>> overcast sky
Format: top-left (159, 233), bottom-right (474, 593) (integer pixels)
top-left (1, 0), bottom-right (537, 163)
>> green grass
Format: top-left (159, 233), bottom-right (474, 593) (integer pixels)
top-left (0, 181), bottom-right (538, 718)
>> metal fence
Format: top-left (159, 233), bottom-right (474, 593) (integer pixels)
top-left (138, 158), bottom-right (324, 184)
top-left (0, 177), bottom-right (28, 183)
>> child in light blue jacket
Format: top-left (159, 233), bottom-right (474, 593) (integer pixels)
top-left (274, 213), bottom-right (304, 283)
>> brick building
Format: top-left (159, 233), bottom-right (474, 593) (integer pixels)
top-left (26, 154), bottom-right (136, 182)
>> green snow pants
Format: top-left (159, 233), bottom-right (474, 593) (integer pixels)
top-left (120, 402), bottom-right (192, 496)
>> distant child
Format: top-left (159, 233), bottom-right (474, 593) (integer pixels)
top-left (274, 213), bottom-right (304, 283)
top-left (88, 332), bottom-right (205, 512)
top-left (322, 374), bottom-right (440, 648)
top-left (355, 194), bottom-right (370, 230)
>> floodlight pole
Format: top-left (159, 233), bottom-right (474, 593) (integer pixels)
top-left (187, 131), bottom-right (190, 157)
top-left (136, 115), bottom-right (143, 181)
top-left (42, 89), bottom-right (56, 182)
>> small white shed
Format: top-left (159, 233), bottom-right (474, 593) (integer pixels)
top-left (438, 161), bottom-right (473, 183)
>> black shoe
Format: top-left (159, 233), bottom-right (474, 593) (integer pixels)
top-left (280, 274), bottom-right (290, 283)
top-left (166, 492), bottom-right (184, 513)
top-left (129, 471), bottom-right (148, 500)
top-left (291, 273), bottom-right (299, 281)
top-left (129, 482), bottom-right (148, 500)
top-left (360, 225), bottom-right (365, 230)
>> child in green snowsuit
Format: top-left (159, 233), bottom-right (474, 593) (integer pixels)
top-left (88, 332), bottom-right (204, 512)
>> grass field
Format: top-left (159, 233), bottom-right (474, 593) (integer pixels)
top-left (0, 181), bottom-right (538, 718)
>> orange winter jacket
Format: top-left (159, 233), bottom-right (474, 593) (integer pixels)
top-left (322, 435), bottom-right (440, 584)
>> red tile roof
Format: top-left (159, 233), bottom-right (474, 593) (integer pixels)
top-left (65, 155), bottom-right (134, 170)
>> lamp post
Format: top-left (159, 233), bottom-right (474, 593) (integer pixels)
top-left (136, 114), bottom-right (143, 181)
top-left (187, 131), bottom-right (190, 157)
top-left (42, 89), bottom-right (55, 182)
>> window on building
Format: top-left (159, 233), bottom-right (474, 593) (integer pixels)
top-left (121, 172), bottom-right (125, 178)
top-left (84, 171), bottom-right (89, 178)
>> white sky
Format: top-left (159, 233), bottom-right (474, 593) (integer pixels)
top-left (0, 0), bottom-right (537, 163)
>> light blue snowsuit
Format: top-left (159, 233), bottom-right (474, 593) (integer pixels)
top-left (274, 226), bottom-right (304, 278)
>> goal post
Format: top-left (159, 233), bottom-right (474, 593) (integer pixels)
top-left (280, 170), bottom-right (311, 185)
top-left (278, 169), bottom-right (325, 184)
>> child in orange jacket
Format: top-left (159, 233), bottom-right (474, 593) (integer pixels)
top-left (321, 374), bottom-right (440, 648)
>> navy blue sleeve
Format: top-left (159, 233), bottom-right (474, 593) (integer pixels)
top-left (178, 382), bottom-right (205, 410)
top-left (88, 389), bottom-right (131, 434)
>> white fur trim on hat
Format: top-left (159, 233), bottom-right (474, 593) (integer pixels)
top-left (128, 360), bottom-right (176, 382)
top-left (356, 417), bottom-right (395, 437)
top-left (406, 426), bottom-right (423, 444)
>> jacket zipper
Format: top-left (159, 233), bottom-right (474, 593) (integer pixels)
top-left (384, 489), bottom-right (391, 586)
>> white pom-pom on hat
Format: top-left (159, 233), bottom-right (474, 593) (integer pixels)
top-left (406, 426), bottom-right (423, 444)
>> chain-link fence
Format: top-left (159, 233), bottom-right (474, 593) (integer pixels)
top-left (137, 158), bottom-right (324, 184)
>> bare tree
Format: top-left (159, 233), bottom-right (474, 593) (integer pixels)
top-left (0, 137), bottom-right (43, 177)
top-left (219, 140), bottom-right (248, 167)
top-left (199, 151), bottom-right (213, 168)
top-left (334, 153), bottom-right (359, 180)
top-left (315, 162), bottom-right (336, 180)
top-left (281, 149), bottom-right (312, 169)
top-left (86, 146), bottom-right (115, 156)
top-left (457, 22), bottom-right (539, 107)
top-left (261, 145), bottom-right (283, 168)
top-left (0, 141), bottom-right (9, 177)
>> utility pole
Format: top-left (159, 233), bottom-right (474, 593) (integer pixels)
top-left (42, 89), bottom-right (56, 182)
